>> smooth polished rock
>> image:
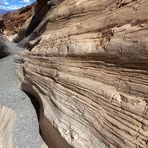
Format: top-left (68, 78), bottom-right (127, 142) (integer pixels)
top-left (0, 105), bottom-right (15, 148)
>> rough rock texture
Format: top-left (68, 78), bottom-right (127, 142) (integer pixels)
top-left (0, 105), bottom-right (15, 148)
top-left (17, 0), bottom-right (148, 148)
top-left (1, 1), bottom-right (58, 42)
top-left (25, 0), bottom-right (59, 36)
top-left (13, 16), bottom-right (33, 42)
top-left (1, 3), bottom-right (34, 36)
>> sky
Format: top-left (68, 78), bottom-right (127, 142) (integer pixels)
top-left (0, 0), bottom-right (35, 10)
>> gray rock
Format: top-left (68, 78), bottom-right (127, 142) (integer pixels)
top-left (0, 42), bottom-right (45, 148)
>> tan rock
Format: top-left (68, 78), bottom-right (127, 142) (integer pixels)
top-left (40, 143), bottom-right (48, 148)
top-left (0, 105), bottom-right (15, 148)
top-left (17, 0), bottom-right (148, 148)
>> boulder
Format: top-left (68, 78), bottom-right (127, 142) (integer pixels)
top-left (0, 35), bottom-right (9, 58)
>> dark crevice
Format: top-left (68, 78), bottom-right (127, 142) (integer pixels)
top-left (0, 41), bottom-right (10, 59)
top-left (24, 92), bottom-right (42, 135)
top-left (116, 0), bottom-right (137, 8)
top-left (25, 6), bottom-right (49, 36)
top-left (22, 83), bottom-right (73, 148)
top-left (0, 51), bottom-right (10, 59)
top-left (26, 0), bottom-right (59, 37)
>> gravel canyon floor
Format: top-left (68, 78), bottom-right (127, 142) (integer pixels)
top-left (0, 42), bottom-right (44, 148)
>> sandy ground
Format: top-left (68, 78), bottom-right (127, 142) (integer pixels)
top-left (0, 41), bottom-right (44, 148)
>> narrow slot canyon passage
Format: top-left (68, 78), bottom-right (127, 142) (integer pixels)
top-left (0, 40), bottom-right (73, 148)
top-left (25, 93), bottom-right (40, 121)
top-left (23, 87), bottom-right (74, 148)
top-left (24, 92), bottom-right (43, 143)
top-left (0, 41), bottom-right (45, 148)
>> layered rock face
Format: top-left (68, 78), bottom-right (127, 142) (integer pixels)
top-left (0, 105), bottom-right (15, 148)
top-left (17, 0), bottom-right (148, 147)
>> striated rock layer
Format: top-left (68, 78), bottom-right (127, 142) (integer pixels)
top-left (0, 105), bottom-right (15, 148)
top-left (17, 0), bottom-right (148, 147)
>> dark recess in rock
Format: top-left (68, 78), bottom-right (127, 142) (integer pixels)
top-left (25, 92), bottom-right (40, 120)
top-left (26, 0), bottom-right (57, 36)
top-left (0, 36), bottom-right (9, 58)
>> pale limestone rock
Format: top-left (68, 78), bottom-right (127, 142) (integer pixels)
top-left (17, 0), bottom-right (148, 148)
top-left (0, 105), bottom-right (15, 148)
top-left (7, 34), bottom-right (18, 42)
top-left (40, 143), bottom-right (48, 148)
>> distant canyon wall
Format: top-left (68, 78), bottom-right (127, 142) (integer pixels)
top-left (1, 4), bottom-right (34, 36)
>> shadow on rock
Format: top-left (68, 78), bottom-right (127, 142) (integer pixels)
top-left (0, 36), bottom-right (9, 59)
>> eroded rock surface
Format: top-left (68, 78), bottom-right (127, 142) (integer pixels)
top-left (0, 105), bottom-right (15, 148)
top-left (17, 0), bottom-right (148, 147)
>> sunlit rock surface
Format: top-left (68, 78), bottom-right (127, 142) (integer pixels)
top-left (17, 0), bottom-right (148, 147)
top-left (0, 105), bottom-right (15, 148)
top-left (1, 3), bottom-right (34, 36)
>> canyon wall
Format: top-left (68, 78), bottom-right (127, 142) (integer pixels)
top-left (17, 0), bottom-right (148, 147)
top-left (1, 3), bottom-right (34, 36)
